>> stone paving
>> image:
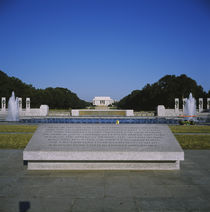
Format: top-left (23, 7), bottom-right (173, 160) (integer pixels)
top-left (0, 150), bottom-right (210, 212)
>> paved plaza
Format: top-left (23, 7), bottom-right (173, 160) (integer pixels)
top-left (0, 150), bottom-right (210, 211)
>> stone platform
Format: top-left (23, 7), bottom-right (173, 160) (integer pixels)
top-left (23, 124), bottom-right (184, 170)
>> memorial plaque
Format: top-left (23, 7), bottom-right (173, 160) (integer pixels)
top-left (23, 124), bottom-right (184, 170)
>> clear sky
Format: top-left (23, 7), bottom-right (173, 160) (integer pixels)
top-left (0, 0), bottom-right (210, 101)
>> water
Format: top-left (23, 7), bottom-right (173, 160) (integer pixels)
top-left (20, 117), bottom-right (179, 124)
top-left (6, 91), bottom-right (19, 121)
top-left (183, 93), bottom-right (196, 121)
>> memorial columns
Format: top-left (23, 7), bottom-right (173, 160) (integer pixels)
top-left (1, 97), bottom-right (6, 111)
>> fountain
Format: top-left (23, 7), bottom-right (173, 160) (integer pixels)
top-left (6, 91), bottom-right (19, 121)
top-left (183, 93), bottom-right (196, 121)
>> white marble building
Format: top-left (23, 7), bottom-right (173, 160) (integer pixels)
top-left (93, 96), bottom-right (114, 106)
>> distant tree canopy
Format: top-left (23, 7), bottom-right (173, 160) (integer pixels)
top-left (117, 74), bottom-right (209, 111)
top-left (0, 70), bottom-right (90, 109)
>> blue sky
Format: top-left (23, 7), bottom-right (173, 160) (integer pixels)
top-left (0, 0), bottom-right (210, 101)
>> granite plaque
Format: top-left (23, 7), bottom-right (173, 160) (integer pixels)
top-left (23, 124), bottom-right (184, 170)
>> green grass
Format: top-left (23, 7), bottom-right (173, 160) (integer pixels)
top-left (169, 125), bottom-right (210, 133)
top-left (0, 124), bottom-right (210, 149)
top-left (79, 110), bottom-right (126, 116)
top-left (0, 134), bottom-right (33, 149)
top-left (0, 125), bottom-right (37, 149)
top-left (49, 109), bottom-right (70, 112)
top-left (0, 125), bottom-right (37, 133)
top-left (175, 135), bottom-right (210, 149)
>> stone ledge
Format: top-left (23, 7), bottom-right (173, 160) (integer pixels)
top-left (27, 161), bottom-right (180, 170)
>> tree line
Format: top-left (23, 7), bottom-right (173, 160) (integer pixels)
top-left (117, 74), bottom-right (210, 111)
top-left (0, 70), bottom-right (89, 109)
top-left (1, 71), bottom-right (209, 111)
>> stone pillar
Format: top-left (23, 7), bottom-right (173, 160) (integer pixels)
top-left (18, 98), bottom-right (22, 111)
top-left (26, 98), bottom-right (30, 111)
top-left (199, 98), bottom-right (203, 112)
top-left (183, 98), bottom-right (187, 111)
top-left (157, 105), bottom-right (166, 116)
top-left (207, 98), bottom-right (210, 110)
top-left (71, 110), bottom-right (79, 116)
top-left (126, 110), bottom-right (134, 116)
top-left (1, 97), bottom-right (6, 111)
top-left (175, 98), bottom-right (179, 114)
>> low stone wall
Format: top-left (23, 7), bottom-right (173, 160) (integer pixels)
top-left (157, 105), bottom-right (184, 117)
top-left (71, 109), bottom-right (134, 117)
top-left (21, 105), bottom-right (49, 116)
top-left (157, 105), bottom-right (210, 117)
top-left (0, 105), bottom-right (49, 117)
top-left (165, 109), bottom-right (183, 116)
top-left (134, 112), bottom-right (155, 117)
top-left (48, 111), bottom-right (71, 117)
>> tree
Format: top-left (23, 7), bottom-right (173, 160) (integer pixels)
top-left (0, 70), bottom-right (90, 109)
top-left (117, 74), bottom-right (207, 111)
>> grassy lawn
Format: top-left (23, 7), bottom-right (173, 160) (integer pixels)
top-left (169, 125), bottom-right (210, 133)
top-left (175, 135), bottom-right (210, 150)
top-left (0, 125), bottom-right (37, 149)
top-left (49, 109), bottom-right (70, 112)
top-left (0, 134), bottom-right (33, 149)
top-left (0, 125), bottom-right (37, 133)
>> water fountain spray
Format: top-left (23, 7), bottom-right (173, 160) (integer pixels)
top-left (6, 91), bottom-right (19, 121)
top-left (183, 93), bottom-right (196, 121)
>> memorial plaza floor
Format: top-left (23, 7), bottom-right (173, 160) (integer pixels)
top-left (0, 150), bottom-right (210, 212)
